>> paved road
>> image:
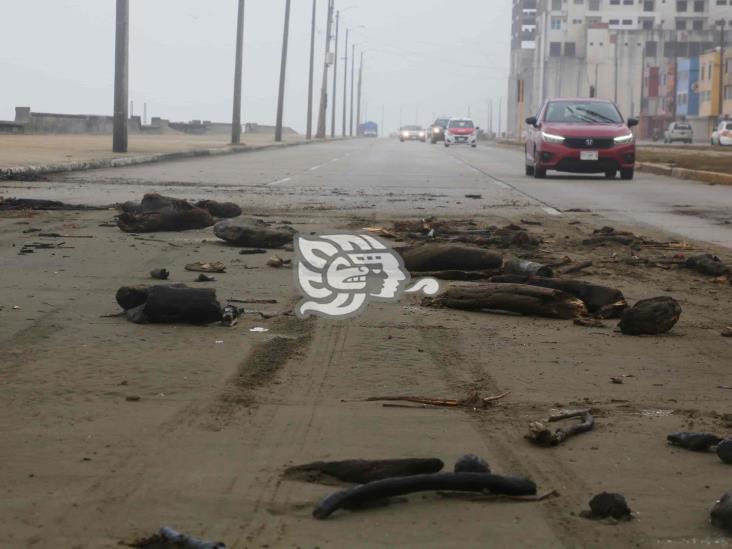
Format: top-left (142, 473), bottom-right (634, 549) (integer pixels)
top-left (6, 137), bottom-right (732, 246)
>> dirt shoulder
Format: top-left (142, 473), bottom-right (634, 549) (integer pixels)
top-left (1, 204), bottom-right (732, 548)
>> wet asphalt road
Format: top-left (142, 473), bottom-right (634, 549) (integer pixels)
top-left (4, 138), bottom-right (732, 247)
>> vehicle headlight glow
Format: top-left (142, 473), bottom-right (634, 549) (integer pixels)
top-left (541, 131), bottom-right (565, 144)
top-left (433, 127), bottom-right (439, 133)
top-left (614, 133), bottom-right (634, 144)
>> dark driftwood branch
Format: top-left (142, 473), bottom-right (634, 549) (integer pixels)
top-left (284, 458), bottom-right (444, 484)
top-left (423, 283), bottom-right (587, 319)
top-left (313, 472), bottom-right (537, 519)
top-left (365, 391), bottom-right (509, 409)
top-left (129, 526), bottom-right (225, 548)
top-left (527, 410), bottom-right (594, 446)
top-left (560, 260), bottom-right (593, 275)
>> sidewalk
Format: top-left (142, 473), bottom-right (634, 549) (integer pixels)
top-left (0, 133), bottom-right (307, 179)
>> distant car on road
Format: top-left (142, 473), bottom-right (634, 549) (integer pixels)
top-left (711, 120), bottom-right (732, 146)
top-left (429, 118), bottom-right (449, 144)
top-left (664, 122), bottom-right (693, 144)
top-left (524, 98), bottom-right (638, 180)
top-left (399, 125), bottom-right (426, 142)
top-left (444, 118), bottom-right (478, 148)
top-left (358, 121), bottom-right (378, 137)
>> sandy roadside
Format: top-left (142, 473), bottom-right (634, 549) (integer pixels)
top-left (0, 133), bottom-right (305, 170)
top-left (1, 204), bottom-right (732, 548)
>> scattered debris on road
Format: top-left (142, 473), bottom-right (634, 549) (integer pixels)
top-left (128, 526), bottom-right (226, 548)
top-left (220, 305), bottom-right (240, 327)
top-left (266, 255), bottom-right (291, 268)
top-left (464, 194), bottom-right (482, 199)
top-left (560, 260), bottom-right (593, 275)
top-left (667, 432), bottom-right (723, 451)
top-left (711, 492), bottom-right (732, 532)
top-left (424, 283), bottom-right (587, 319)
top-left (618, 296), bottom-right (681, 335)
top-left (116, 285), bottom-right (223, 324)
top-left (526, 409), bottom-right (594, 447)
top-left (0, 197), bottom-right (104, 210)
top-left (685, 254), bottom-right (730, 277)
top-left (196, 274), bottom-right (216, 282)
top-left (194, 199), bottom-right (242, 219)
top-left (365, 391), bottom-right (509, 409)
top-left (503, 258), bottom-right (554, 278)
top-left (312, 470), bottom-right (537, 519)
top-left (150, 268), bottom-right (169, 280)
top-left (400, 244), bottom-right (502, 273)
top-left (118, 193), bottom-right (215, 233)
top-left (581, 492), bottom-right (633, 521)
top-left (284, 457), bottom-right (445, 484)
top-left (238, 248), bottom-right (267, 255)
top-left (213, 217), bottom-right (295, 248)
top-left (717, 440), bottom-right (732, 464)
top-left (185, 262), bottom-right (226, 273)
top-left (454, 454), bottom-right (490, 473)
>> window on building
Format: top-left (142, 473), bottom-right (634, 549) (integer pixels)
top-left (677, 0), bottom-right (688, 10)
top-left (689, 42), bottom-right (702, 55)
top-left (622, 19), bottom-right (633, 25)
top-left (610, 0), bottom-right (620, 4)
top-left (692, 19), bottom-right (704, 30)
top-left (644, 0), bottom-right (655, 10)
top-left (552, 0), bottom-right (562, 10)
top-left (693, 0), bottom-right (705, 11)
top-left (663, 41), bottom-right (676, 57)
top-left (564, 42), bottom-right (576, 56)
top-left (574, 0), bottom-right (583, 3)
top-left (551, 16), bottom-right (562, 29)
top-left (716, 0), bottom-right (728, 5)
top-left (623, 0), bottom-right (634, 4)
top-left (589, 0), bottom-right (600, 10)
top-left (708, 64), bottom-right (713, 80)
top-left (550, 42), bottom-right (562, 56)
top-left (610, 18), bottom-right (620, 25)
top-left (676, 19), bottom-right (687, 29)
top-left (646, 41), bottom-right (658, 56)
top-left (642, 18), bottom-right (655, 29)
top-left (724, 86), bottom-right (732, 100)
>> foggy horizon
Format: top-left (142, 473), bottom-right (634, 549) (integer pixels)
top-left (0, 0), bottom-right (511, 134)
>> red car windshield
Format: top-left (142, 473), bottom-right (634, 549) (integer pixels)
top-left (544, 101), bottom-right (623, 124)
top-left (448, 120), bottom-right (474, 129)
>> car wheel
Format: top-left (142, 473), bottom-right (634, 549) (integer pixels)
top-left (605, 170), bottom-right (617, 179)
top-left (444, 143), bottom-right (450, 148)
top-left (533, 164), bottom-right (546, 179)
top-left (471, 144), bottom-right (477, 148)
top-left (620, 168), bottom-right (634, 180)
top-left (525, 164), bottom-right (535, 176)
top-left (430, 140), bottom-right (435, 144)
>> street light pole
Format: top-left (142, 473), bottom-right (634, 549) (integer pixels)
top-left (316, 0), bottom-right (334, 138)
top-left (718, 20), bottom-right (726, 121)
top-left (330, 10), bottom-right (339, 138)
top-left (231, 0), bottom-right (246, 145)
top-left (113, 0), bottom-right (129, 153)
top-left (275, 0), bottom-right (291, 143)
top-left (342, 29), bottom-right (349, 136)
top-left (350, 43), bottom-right (355, 135)
top-left (356, 51), bottom-right (364, 133)
top-left (306, 0), bottom-right (317, 140)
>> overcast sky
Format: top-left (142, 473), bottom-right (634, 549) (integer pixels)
top-left (0, 0), bottom-right (511, 134)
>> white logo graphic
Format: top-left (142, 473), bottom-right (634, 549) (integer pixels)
top-left (295, 233), bottom-right (440, 319)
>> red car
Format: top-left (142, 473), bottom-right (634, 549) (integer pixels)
top-left (524, 98), bottom-right (638, 180)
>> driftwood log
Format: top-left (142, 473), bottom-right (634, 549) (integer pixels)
top-left (194, 199), bottom-right (242, 219)
top-left (503, 258), bottom-right (553, 278)
top-left (584, 492), bottom-right (632, 520)
top-left (130, 526), bottom-right (225, 548)
top-left (213, 218), bottom-right (295, 248)
top-left (685, 254), bottom-right (729, 277)
top-left (423, 283), bottom-right (587, 319)
top-left (399, 244), bottom-right (503, 273)
top-left (667, 432), bottom-right (723, 451)
top-left (284, 458), bottom-right (444, 484)
top-left (712, 491), bottom-right (732, 532)
top-left (312, 472), bottom-right (537, 519)
top-left (618, 296), bottom-right (681, 335)
top-left (489, 275), bottom-right (626, 315)
top-left (116, 285), bottom-right (222, 324)
top-left (527, 410), bottom-right (595, 446)
top-left (0, 198), bottom-right (102, 210)
top-left (717, 440), bottom-right (732, 464)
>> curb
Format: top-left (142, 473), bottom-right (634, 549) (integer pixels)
top-left (0, 137), bottom-right (348, 180)
top-left (636, 162), bottom-right (732, 186)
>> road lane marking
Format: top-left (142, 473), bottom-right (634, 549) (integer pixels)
top-left (310, 165), bottom-right (321, 171)
top-left (491, 180), bottom-right (510, 189)
top-left (542, 206), bottom-right (562, 216)
top-left (270, 177), bottom-right (292, 185)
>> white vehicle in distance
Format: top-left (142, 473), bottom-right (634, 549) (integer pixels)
top-left (711, 120), bottom-right (732, 146)
top-left (399, 125), bottom-right (426, 142)
top-left (444, 118), bottom-right (478, 148)
top-left (664, 122), bottom-right (693, 144)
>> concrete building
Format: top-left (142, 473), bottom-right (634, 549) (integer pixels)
top-left (506, 0), bottom-right (537, 138)
top-left (509, 0), bottom-right (732, 139)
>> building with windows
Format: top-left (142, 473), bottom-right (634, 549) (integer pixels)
top-left (507, 0), bottom-right (538, 138)
top-left (507, 0), bottom-right (732, 139)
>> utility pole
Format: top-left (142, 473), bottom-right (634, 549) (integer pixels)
top-left (498, 97), bottom-right (503, 138)
top-left (350, 43), bottom-right (356, 135)
top-left (143, 102), bottom-right (147, 126)
top-left (231, 0), bottom-right (245, 144)
top-left (380, 103), bottom-right (384, 137)
top-left (356, 51), bottom-right (363, 133)
top-left (330, 10), bottom-right (339, 138)
top-left (316, 0), bottom-right (334, 138)
top-left (342, 29), bottom-right (349, 136)
top-left (306, 0), bottom-right (317, 140)
top-left (275, 0), bottom-right (291, 143)
top-left (113, 0), bottom-right (129, 153)
top-left (718, 20), bottom-right (726, 121)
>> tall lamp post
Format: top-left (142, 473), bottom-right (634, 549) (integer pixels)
top-left (231, 0), bottom-right (246, 144)
top-left (113, 0), bottom-right (129, 153)
top-left (274, 0), bottom-right (292, 143)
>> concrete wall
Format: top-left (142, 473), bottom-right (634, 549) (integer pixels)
top-left (13, 106), bottom-right (140, 134)
top-left (244, 123), bottom-right (298, 135)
